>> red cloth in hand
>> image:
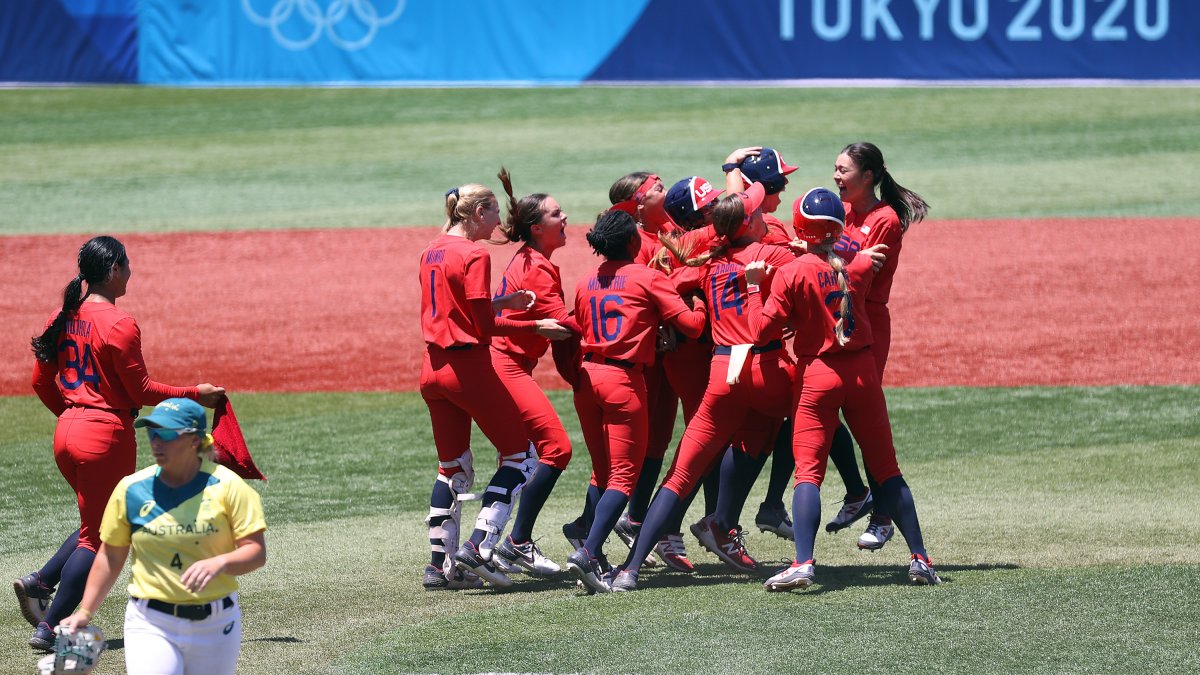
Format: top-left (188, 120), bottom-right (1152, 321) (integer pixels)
top-left (212, 396), bottom-right (266, 481)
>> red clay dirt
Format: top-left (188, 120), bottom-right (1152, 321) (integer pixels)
top-left (4, 219), bottom-right (1198, 395)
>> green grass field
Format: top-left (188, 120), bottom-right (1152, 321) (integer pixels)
top-left (2, 388), bottom-right (1198, 673)
top-left (1, 87), bottom-right (1199, 235)
top-left (2, 86), bottom-right (1199, 674)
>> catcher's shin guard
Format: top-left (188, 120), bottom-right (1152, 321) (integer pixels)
top-left (426, 450), bottom-right (475, 575)
top-left (37, 625), bottom-right (105, 675)
top-left (476, 444), bottom-right (539, 558)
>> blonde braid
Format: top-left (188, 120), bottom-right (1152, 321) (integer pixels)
top-left (822, 247), bottom-right (852, 346)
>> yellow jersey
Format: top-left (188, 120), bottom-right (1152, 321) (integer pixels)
top-left (100, 459), bottom-right (266, 604)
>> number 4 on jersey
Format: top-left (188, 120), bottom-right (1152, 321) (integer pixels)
top-left (710, 272), bottom-right (744, 321)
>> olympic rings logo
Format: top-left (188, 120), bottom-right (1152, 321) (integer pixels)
top-left (243, 0), bottom-right (406, 51)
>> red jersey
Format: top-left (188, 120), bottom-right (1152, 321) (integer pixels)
top-left (31, 303), bottom-right (196, 416)
top-left (760, 214), bottom-right (794, 246)
top-left (671, 242), bottom-right (797, 347)
top-left (419, 234), bottom-right (494, 348)
top-left (491, 244), bottom-right (571, 361)
top-left (833, 201), bottom-right (903, 304)
top-left (634, 218), bottom-right (685, 267)
top-left (575, 260), bottom-right (704, 366)
top-left (748, 251), bottom-right (877, 358)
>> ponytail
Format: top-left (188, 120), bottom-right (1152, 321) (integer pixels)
top-left (495, 167), bottom-right (548, 245)
top-left (877, 168), bottom-right (929, 233)
top-left (658, 231), bottom-right (722, 269)
top-left (31, 236), bottom-right (127, 363)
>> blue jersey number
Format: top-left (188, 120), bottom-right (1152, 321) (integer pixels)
top-left (493, 277), bottom-right (508, 316)
top-left (710, 272), bottom-right (744, 321)
top-left (589, 294), bottom-right (624, 342)
top-left (58, 339), bottom-right (100, 390)
top-left (429, 270), bottom-right (438, 318)
top-left (823, 290), bottom-right (856, 338)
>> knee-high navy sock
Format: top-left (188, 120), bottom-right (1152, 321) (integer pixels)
top-left (627, 456), bottom-right (663, 523)
top-left (716, 447), bottom-right (767, 532)
top-left (510, 463), bottom-right (562, 543)
top-left (37, 529), bottom-right (81, 588)
top-left (828, 423), bottom-right (867, 497)
top-left (624, 486), bottom-right (681, 574)
top-left (763, 419), bottom-right (795, 508)
top-left (865, 468), bottom-right (889, 519)
top-left (701, 459), bottom-right (721, 516)
top-left (469, 466), bottom-right (526, 545)
top-left (585, 489), bottom-right (629, 556)
top-left (582, 483), bottom-right (602, 529)
top-left (667, 482), bottom-right (701, 534)
top-left (42, 547), bottom-right (95, 628)
top-left (792, 483), bottom-right (822, 563)
top-left (428, 479), bottom-right (454, 567)
top-left (876, 476), bottom-right (926, 558)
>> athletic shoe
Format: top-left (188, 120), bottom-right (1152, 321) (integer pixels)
top-left (29, 622), bottom-right (55, 652)
top-left (694, 519), bottom-right (758, 572)
top-left (566, 547), bottom-right (610, 594)
top-left (613, 514), bottom-right (659, 567)
top-left (562, 519), bottom-right (587, 551)
top-left (755, 503), bottom-right (794, 541)
top-left (453, 541), bottom-right (513, 589)
top-left (857, 515), bottom-right (895, 551)
top-left (611, 569), bottom-right (639, 593)
top-left (825, 489), bottom-right (874, 532)
top-left (763, 560), bottom-right (816, 592)
top-left (422, 564), bottom-right (484, 591)
top-left (13, 573), bottom-right (53, 628)
top-left (495, 536), bottom-right (561, 576)
top-left (908, 554), bottom-right (942, 585)
top-left (654, 533), bottom-right (694, 573)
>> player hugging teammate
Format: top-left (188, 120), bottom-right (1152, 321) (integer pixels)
top-left (419, 144), bottom-right (939, 594)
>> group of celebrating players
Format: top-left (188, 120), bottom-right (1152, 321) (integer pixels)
top-left (417, 142), bottom-right (936, 594)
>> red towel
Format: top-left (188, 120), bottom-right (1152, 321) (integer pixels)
top-left (211, 396), bottom-right (266, 481)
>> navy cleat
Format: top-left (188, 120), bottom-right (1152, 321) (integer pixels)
top-left (13, 573), bottom-right (53, 628)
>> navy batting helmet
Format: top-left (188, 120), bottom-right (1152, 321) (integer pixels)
top-left (793, 187), bottom-right (845, 246)
top-left (739, 147), bottom-right (797, 195)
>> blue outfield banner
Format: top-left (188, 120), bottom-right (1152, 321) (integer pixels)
top-left (592, 0), bottom-right (1199, 81)
top-left (3, 1), bottom-right (1198, 84)
top-left (0, 0), bottom-right (137, 83)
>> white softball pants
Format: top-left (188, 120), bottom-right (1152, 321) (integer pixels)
top-left (123, 593), bottom-right (242, 675)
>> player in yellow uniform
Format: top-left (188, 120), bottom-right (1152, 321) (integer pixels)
top-left (59, 398), bottom-right (266, 675)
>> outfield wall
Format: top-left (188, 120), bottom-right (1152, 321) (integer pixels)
top-left (2, 1), bottom-right (1198, 84)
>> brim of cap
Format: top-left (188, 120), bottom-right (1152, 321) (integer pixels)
top-left (133, 413), bottom-right (194, 430)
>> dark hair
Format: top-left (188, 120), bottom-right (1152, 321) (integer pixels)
top-left (608, 172), bottom-right (654, 205)
top-left (586, 210), bottom-right (638, 260)
top-left (31, 236), bottom-right (127, 362)
top-left (841, 142), bottom-right (929, 232)
top-left (496, 167), bottom-right (550, 244)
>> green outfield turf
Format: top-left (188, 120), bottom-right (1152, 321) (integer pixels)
top-left (2, 387), bottom-right (1198, 674)
top-left (1, 86), bottom-right (1199, 235)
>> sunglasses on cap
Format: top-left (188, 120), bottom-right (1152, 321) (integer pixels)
top-left (146, 427), bottom-right (197, 442)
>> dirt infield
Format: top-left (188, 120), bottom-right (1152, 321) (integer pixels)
top-left (3, 219), bottom-right (1198, 395)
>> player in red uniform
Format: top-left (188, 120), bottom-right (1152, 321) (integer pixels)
top-left (822, 143), bottom-right (930, 552)
top-left (566, 209), bottom-right (706, 594)
top-left (610, 183), bottom-right (800, 591)
top-left (419, 183), bottom-right (569, 590)
top-left (721, 146), bottom-right (803, 540)
top-left (562, 172), bottom-right (675, 571)
top-left (20, 236), bottom-right (225, 651)
top-left (741, 188), bottom-right (940, 589)
top-left (487, 169), bottom-right (581, 577)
